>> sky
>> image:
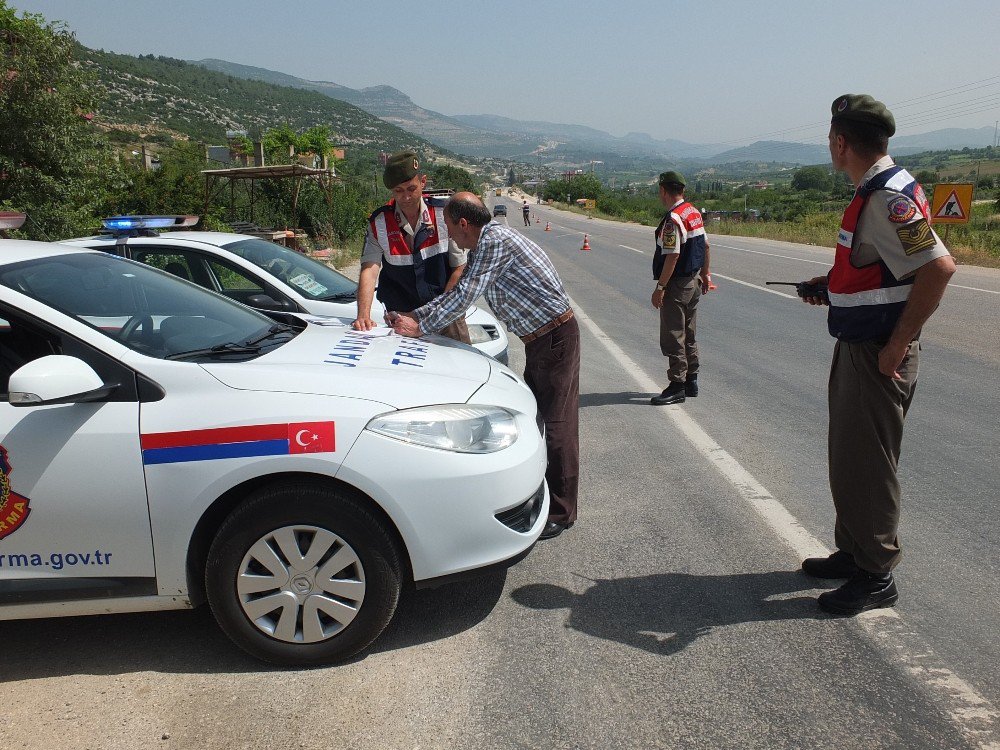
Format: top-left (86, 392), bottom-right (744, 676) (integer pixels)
top-left (10, 0), bottom-right (1000, 147)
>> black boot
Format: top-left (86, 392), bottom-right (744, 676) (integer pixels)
top-left (685, 375), bottom-right (699, 397)
top-left (817, 570), bottom-right (898, 616)
top-left (801, 549), bottom-right (859, 579)
top-left (651, 381), bottom-right (686, 406)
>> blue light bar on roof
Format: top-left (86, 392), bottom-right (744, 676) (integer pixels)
top-left (101, 215), bottom-right (199, 232)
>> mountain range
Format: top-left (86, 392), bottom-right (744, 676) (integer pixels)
top-left (78, 48), bottom-right (445, 157)
top-left (191, 58), bottom-right (997, 166)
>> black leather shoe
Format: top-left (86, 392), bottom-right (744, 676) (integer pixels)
top-left (801, 550), bottom-right (860, 579)
top-left (685, 376), bottom-right (699, 397)
top-left (651, 382), bottom-right (686, 406)
top-left (818, 571), bottom-right (898, 616)
top-left (539, 521), bottom-right (568, 540)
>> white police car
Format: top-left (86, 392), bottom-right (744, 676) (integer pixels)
top-left (0, 235), bottom-right (547, 665)
top-left (60, 217), bottom-right (510, 364)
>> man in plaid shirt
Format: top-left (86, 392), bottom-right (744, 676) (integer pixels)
top-left (392, 193), bottom-right (580, 540)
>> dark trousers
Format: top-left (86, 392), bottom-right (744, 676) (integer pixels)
top-left (658, 275), bottom-right (701, 382)
top-left (523, 212), bottom-right (531, 226)
top-left (523, 317), bottom-right (581, 525)
top-left (828, 339), bottom-right (919, 575)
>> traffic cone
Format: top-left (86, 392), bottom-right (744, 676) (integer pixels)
top-left (535, 216), bottom-right (540, 224)
top-left (581, 234), bottom-right (591, 251)
top-left (544, 222), bottom-right (551, 231)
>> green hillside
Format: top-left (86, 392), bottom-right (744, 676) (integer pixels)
top-left (78, 46), bottom-right (445, 154)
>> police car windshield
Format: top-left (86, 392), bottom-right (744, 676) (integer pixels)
top-left (0, 253), bottom-right (288, 361)
top-left (221, 238), bottom-right (357, 301)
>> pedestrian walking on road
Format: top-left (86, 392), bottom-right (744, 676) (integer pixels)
top-left (353, 150), bottom-right (471, 344)
top-left (799, 94), bottom-right (956, 616)
top-left (650, 171), bottom-right (712, 405)
top-left (391, 193), bottom-right (580, 541)
top-left (522, 200), bottom-right (531, 227)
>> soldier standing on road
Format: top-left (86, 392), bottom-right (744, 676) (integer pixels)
top-left (353, 150), bottom-right (471, 344)
top-left (391, 193), bottom-right (580, 541)
top-left (522, 200), bottom-right (531, 227)
top-left (650, 171), bottom-right (712, 405)
top-left (799, 95), bottom-right (956, 615)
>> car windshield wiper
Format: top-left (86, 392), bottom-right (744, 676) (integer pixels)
top-left (165, 342), bottom-right (263, 361)
top-left (319, 291), bottom-right (357, 301)
top-left (239, 323), bottom-right (297, 347)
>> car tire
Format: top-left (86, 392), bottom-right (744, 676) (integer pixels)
top-left (205, 482), bottom-right (402, 666)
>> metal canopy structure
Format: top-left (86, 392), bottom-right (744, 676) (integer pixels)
top-left (201, 164), bottom-right (339, 226)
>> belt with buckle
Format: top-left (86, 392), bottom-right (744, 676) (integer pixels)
top-left (520, 309), bottom-right (574, 344)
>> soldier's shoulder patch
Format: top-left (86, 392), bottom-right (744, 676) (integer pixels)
top-left (895, 219), bottom-right (936, 256)
top-left (887, 196), bottom-right (916, 223)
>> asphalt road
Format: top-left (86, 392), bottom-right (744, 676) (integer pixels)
top-left (2, 197), bottom-right (997, 750)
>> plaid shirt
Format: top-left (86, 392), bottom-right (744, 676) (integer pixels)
top-left (414, 221), bottom-right (571, 337)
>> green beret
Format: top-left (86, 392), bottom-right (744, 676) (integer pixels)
top-left (383, 150), bottom-right (421, 189)
top-left (831, 94), bottom-right (896, 137)
top-left (658, 170), bottom-right (686, 188)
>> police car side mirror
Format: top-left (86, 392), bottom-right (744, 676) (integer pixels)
top-left (7, 355), bottom-right (118, 407)
top-left (246, 293), bottom-right (291, 312)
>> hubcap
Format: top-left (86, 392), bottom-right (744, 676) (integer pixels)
top-left (236, 525), bottom-right (366, 644)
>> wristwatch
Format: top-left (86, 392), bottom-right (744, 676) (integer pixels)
top-left (655, 283), bottom-right (666, 291)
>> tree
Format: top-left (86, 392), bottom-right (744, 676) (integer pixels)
top-left (261, 123), bottom-right (300, 163)
top-left (791, 166), bottom-right (833, 192)
top-left (427, 164), bottom-right (475, 192)
top-left (541, 174), bottom-right (602, 202)
top-left (298, 125), bottom-right (335, 159)
top-left (119, 141), bottom-right (223, 221)
top-left (0, 1), bottom-right (126, 239)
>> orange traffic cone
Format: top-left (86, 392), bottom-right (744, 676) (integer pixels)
top-left (581, 234), bottom-right (591, 251)
top-left (544, 222), bottom-right (551, 231)
top-left (535, 216), bottom-right (540, 224)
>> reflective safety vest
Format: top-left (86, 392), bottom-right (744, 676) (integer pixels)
top-left (652, 201), bottom-right (706, 279)
top-left (827, 166), bottom-right (930, 342)
top-left (370, 197), bottom-right (451, 312)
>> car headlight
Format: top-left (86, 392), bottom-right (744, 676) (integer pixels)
top-left (466, 324), bottom-right (498, 345)
top-left (366, 405), bottom-right (519, 453)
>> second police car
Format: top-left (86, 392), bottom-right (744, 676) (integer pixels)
top-left (0, 227), bottom-right (547, 665)
top-left (60, 216), bottom-right (510, 363)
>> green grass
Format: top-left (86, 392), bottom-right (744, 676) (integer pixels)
top-left (710, 212), bottom-right (841, 248)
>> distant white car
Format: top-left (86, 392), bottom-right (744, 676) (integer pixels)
top-left (0, 239), bottom-right (546, 665)
top-left (61, 218), bottom-right (509, 363)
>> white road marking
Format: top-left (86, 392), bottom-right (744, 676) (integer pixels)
top-left (619, 245), bottom-right (646, 254)
top-left (713, 245), bottom-right (999, 296)
top-left (567, 292), bottom-right (1000, 750)
top-left (713, 242), bottom-right (832, 266)
top-left (542, 206), bottom-right (1000, 295)
top-left (711, 273), bottom-right (797, 299)
top-left (949, 283), bottom-right (1000, 295)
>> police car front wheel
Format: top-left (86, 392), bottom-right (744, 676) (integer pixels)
top-left (204, 483), bottom-right (402, 666)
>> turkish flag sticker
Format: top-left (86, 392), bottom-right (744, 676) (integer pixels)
top-left (288, 422), bottom-right (336, 454)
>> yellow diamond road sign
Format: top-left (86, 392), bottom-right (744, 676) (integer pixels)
top-left (930, 183), bottom-right (974, 224)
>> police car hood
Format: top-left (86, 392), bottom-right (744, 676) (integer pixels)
top-left (200, 319), bottom-right (492, 409)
